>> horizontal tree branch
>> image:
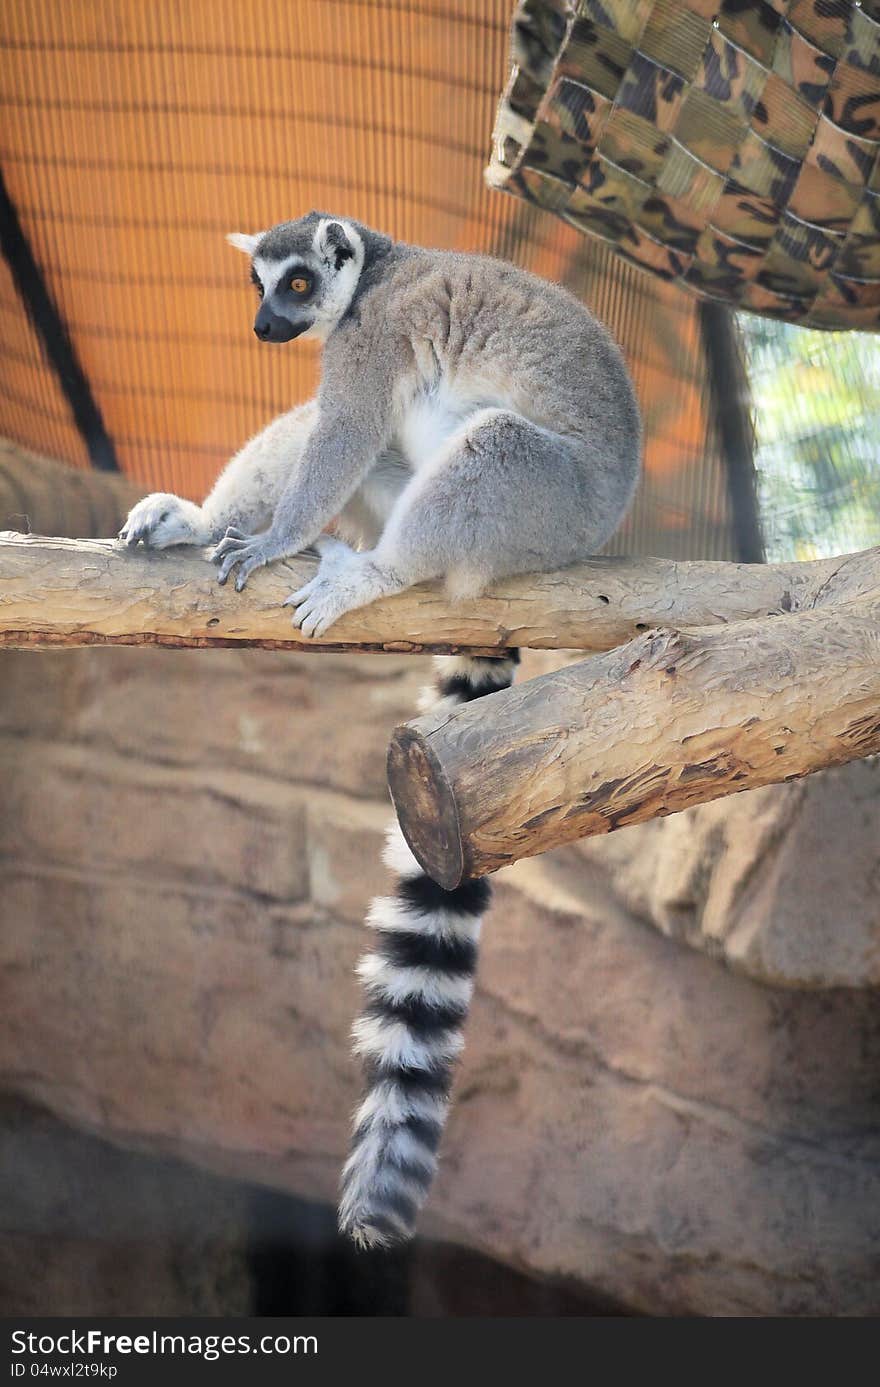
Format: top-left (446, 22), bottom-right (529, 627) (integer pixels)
top-left (5, 532), bottom-right (879, 879)
top-left (1, 532), bottom-right (876, 654)
top-left (388, 590), bottom-right (880, 886)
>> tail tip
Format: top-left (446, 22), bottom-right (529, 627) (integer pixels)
top-left (338, 1177), bottom-right (414, 1249)
top-left (338, 1208), bottom-right (406, 1252)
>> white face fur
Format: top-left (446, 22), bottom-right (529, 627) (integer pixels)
top-left (228, 218), bottom-right (365, 344)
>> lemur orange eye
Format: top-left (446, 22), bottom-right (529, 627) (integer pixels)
top-left (290, 276), bottom-right (309, 294)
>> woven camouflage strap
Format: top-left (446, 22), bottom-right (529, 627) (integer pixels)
top-left (487, 0), bottom-right (880, 329)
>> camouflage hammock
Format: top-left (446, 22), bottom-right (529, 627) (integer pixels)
top-left (487, 0), bottom-right (880, 329)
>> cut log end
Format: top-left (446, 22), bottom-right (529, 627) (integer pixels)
top-left (387, 727), bottom-right (464, 890)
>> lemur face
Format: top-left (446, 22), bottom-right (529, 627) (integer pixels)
top-left (228, 214), bottom-right (365, 344)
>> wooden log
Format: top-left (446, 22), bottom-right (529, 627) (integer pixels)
top-left (5, 530), bottom-right (880, 876)
top-left (1, 531), bottom-right (876, 655)
top-left (387, 592), bottom-right (880, 887)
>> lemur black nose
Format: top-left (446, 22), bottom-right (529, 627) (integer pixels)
top-left (253, 308), bottom-right (299, 343)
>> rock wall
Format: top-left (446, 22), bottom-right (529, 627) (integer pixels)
top-left (582, 763), bottom-right (880, 988)
top-left (0, 1098), bottom-right (254, 1316)
top-left (1, 642), bottom-right (879, 1315)
top-left (1, 1096), bottom-right (607, 1317)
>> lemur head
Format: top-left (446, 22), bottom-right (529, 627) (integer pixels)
top-left (228, 213), bottom-right (365, 344)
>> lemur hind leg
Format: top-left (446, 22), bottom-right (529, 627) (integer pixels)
top-left (287, 408), bottom-right (608, 637)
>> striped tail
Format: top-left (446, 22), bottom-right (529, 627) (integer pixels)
top-left (338, 652), bottom-right (519, 1249)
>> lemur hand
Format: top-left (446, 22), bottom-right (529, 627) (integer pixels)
top-left (211, 527), bottom-right (287, 591)
top-left (119, 493), bottom-right (208, 549)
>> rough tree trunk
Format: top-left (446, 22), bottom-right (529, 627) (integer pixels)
top-left (389, 594), bottom-right (880, 886)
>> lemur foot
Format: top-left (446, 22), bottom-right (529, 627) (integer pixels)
top-left (118, 493), bottom-right (208, 549)
top-left (285, 537), bottom-right (388, 638)
top-left (211, 527), bottom-right (281, 591)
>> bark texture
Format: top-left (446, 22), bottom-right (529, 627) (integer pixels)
top-left (389, 554), bottom-right (880, 885)
top-left (1, 529), bottom-right (875, 654)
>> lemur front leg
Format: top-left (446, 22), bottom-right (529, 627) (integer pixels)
top-left (212, 357), bottom-right (394, 591)
top-left (119, 401), bottom-right (318, 550)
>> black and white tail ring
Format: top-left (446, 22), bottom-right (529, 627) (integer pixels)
top-left (338, 652), bottom-right (519, 1249)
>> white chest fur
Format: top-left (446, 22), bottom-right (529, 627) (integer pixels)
top-left (395, 382), bottom-right (494, 470)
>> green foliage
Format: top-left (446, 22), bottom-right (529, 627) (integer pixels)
top-left (739, 316), bottom-right (880, 562)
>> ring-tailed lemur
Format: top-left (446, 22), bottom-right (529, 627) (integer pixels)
top-left (119, 212), bottom-right (641, 1248)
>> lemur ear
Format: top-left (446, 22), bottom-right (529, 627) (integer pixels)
top-left (316, 220), bottom-right (356, 272)
top-left (226, 231), bottom-right (265, 256)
